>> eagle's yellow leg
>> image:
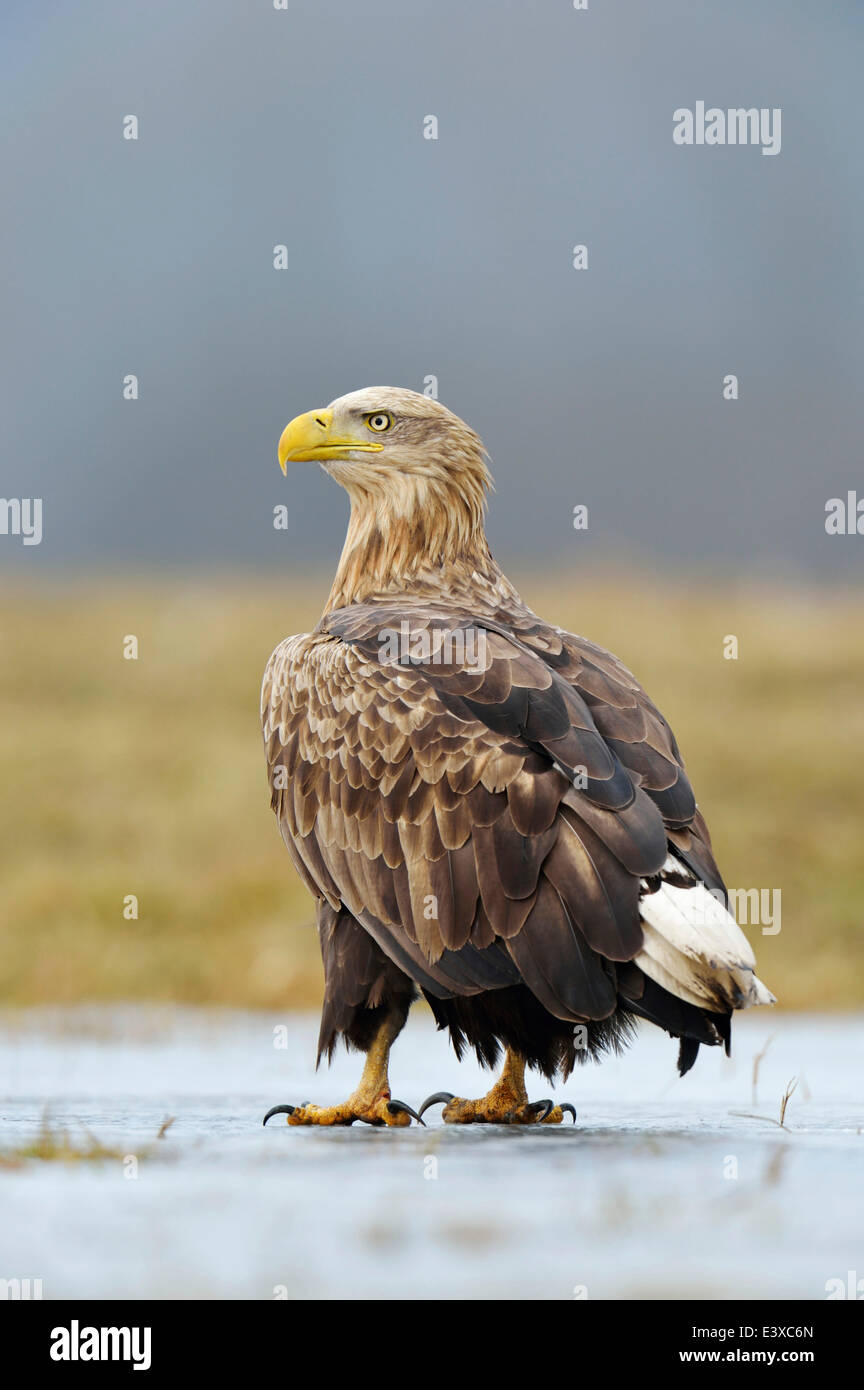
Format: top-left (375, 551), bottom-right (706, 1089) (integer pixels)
top-left (419, 1049), bottom-right (576, 1126)
top-left (262, 1009), bottom-right (422, 1128)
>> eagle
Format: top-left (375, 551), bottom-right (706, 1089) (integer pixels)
top-left (261, 387), bottom-right (773, 1128)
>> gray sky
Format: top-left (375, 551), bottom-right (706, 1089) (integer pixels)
top-left (2, 0), bottom-right (862, 580)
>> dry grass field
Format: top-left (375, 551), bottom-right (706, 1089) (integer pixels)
top-left (1, 571), bottom-right (862, 1010)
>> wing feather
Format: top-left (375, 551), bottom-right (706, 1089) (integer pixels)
top-left (262, 603), bottom-right (765, 1023)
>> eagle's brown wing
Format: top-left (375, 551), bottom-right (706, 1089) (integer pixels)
top-left (477, 608), bottom-right (725, 894)
top-left (261, 602), bottom-right (714, 1025)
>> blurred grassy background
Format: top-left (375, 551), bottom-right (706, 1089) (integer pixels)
top-left (1, 573), bottom-right (862, 1010)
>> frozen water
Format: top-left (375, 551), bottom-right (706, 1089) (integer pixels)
top-left (0, 1007), bottom-right (861, 1300)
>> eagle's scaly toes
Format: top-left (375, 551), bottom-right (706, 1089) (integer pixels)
top-left (262, 1096), bottom-right (424, 1127)
top-left (418, 1092), bottom-right (577, 1126)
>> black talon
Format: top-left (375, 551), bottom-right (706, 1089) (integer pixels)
top-left (560, 1103), bottom-right (577, 1123)
top-left (525, 1099), bottom-right (554, 1123)
top-left (262, 1104), bottom-right (295, 1126)
top-left (387, 1100), bottom-right (426, 1127)
top-left (418, 1091), bottom-right (454, 1119)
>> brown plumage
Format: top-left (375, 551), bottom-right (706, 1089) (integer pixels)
top-left (261, 387), bottom-right (773, 1126)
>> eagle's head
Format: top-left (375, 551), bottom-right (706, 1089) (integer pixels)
top-left (278, 385), bottom-right (491, 501)
top-left (277, 387), bottom-right (497, 606)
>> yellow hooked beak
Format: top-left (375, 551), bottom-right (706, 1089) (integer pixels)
top-left (277, 408), bottom-right (385, 474)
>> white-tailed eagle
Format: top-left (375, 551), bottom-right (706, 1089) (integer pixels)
top-left (261, 387), bottom-right (773, 1127)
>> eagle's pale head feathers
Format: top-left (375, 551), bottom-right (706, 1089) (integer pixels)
top-left (277, 387), bottom-right (498, 609)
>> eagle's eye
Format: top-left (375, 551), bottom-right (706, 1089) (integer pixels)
top-left (366, 412), bottom-right (393, 433)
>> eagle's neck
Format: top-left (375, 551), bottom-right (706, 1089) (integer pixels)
top-left (323, 478), bottom-right (510, 612)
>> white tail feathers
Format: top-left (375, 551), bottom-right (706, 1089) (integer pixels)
top-left (636, 857), bottom-right (776, 1013)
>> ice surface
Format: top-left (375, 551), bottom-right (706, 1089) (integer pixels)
top-left (0, 1007), bottom-right (861, 1300)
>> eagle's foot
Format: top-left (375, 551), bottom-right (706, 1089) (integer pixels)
top-left (418, 1048), bottom-right (575, 1125)
top-left (418, 1090), bottom-right (576, 1126)
top-left (262, 1093), bottom-right (424, 1128)
top-left (263, 1008), bottom-right (424, 1127)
